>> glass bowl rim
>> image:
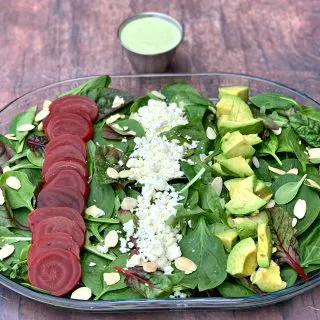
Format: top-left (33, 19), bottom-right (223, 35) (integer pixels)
top-left (0, 72), bottom-right (319, 311)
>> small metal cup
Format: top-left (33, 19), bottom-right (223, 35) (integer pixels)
top-left (118, 12), bottom-right (184, 73)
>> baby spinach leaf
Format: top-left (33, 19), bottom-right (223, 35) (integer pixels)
top-left (272, 174), bottom-right (320, 235)
top-left (0, 227), bottom-right (31, 246)
top-left (101, 287), bottom-right (143, 300)
top-left (250, 108), bottom-right (280, 130)
top-left (179, 217), bottom-right (227, 291)
top-left (299, 105), bottom-right (320, 121)
top-left (59, 75), bottom-right (111, 98)
top-left (257, 133), bottom-right (282, 165)
top-left (250, 92), bottom-right (300, 110)
top-left (299, 221), bottom-right (320, 267)
top-left (116, 119), bottom-right (145, 137)
top-left (26, 150), bottom-right (43, 167)
top-left (290, 112), bottom-right (320, 147)
top-left (267, 207), bottom-right (307, 280)
top-left (274, 174), bottom-right (307, 205)
top-left (0, 189), bottom-right (14, 227)
top-left (0, 171), bottom-right (35, 211)
top-left (269, 111), bottom-right (289, 127)
top-left (217, 280), bottom-right (257, 297)
top-left (130, 96), bottom-right (149, 113)
top-left (86, 140), bottom-right (96, 183)
top-left (160, 82), bottom-right (199, 100)
top-left (280, 266), bottom-right (298, 288)
top-left (103, 125), bottom-right (132, 140)
top-left (0, 134), bottom-right (18, 154)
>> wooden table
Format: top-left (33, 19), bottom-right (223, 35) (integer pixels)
top-left (0, 0), bottom-right (319, 319)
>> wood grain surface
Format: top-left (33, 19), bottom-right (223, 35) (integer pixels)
top-left (0, 0), bottom-right (319, 319)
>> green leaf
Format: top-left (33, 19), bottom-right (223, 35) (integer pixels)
top-left (101, 287), bottom-right (143, 300)
top-left (129, 96), bottom-right (149, 113)
top-left (116, 119), bottom-right (145, 137)
top-left (250, 92), bottom-right (300, 110)
top-left (0, 189), bottom-right (14, 227)
top-left (290, 112), bottom-right (320, 148)
top-left (179, 217), bottom-right (227, 291)
top-left (86, 140), bottom-right (96, 183)
top-left (0, 171), bottom-right (35, 210)
top-left (299, 221), bottom-right (320, 267)
top-left (217, 280), bottom-right (256, 297)
top-left (258, 133), bottom-right (282, 165)
top-left (26, 150), bottom-right (43, 167)
top-left (269, 111), bottom-right (289, 127)
top-left (59, 75), bottom-right (111, 98)
top-left (274, 174), bottom-right (307, 205)
top-left (0, 227), bottom-right (31, 246)
top-left (280, 266), bottom-right (298, 288)
top-left (160, 82), bottom-right (199, 100)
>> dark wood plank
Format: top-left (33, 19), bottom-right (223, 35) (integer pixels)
top-left (0, 0), bottom-right (319, 319)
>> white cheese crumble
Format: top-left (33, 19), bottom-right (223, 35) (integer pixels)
top-left (130, 99), bottom-right (187, 137)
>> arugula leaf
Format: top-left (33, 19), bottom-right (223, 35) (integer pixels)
top-left (179, 217), bottom-right (227, 291)
top-left (267, 207), bottom-right (308, 280)
top-left (59, 75), bottom-right (111, 98)
top-left (290, 112), bottom-right (320, 147)
top-left (0, 171), bottom-right (35, 211)
top-left (299, 221), bottom-right (320, 267)
top-left (272, 174), bottom-right (320, 235)
top-left (250, 92), bottom-right (300, 110)
top-left (258, 133), bottom-right (282, 165)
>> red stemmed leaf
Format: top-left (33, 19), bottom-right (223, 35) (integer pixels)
top-left (267, 207), bottom-right (308, 280)
top-left (27, 135), bottom-right (48, 154)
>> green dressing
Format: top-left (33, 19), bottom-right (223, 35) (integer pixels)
top-left (120, 16), bottom-right (182, 55)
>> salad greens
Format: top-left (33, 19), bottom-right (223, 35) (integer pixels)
top-left (0, 75), bottom-right (319, 301)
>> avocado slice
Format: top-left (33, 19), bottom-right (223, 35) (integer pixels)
top-left (251, 261), bottom-right (287, 292)
top-left (254, 180), bottom-right (273, 202)
top-left (244, 134), bottom-right (263, 146)
top-left (212, 162), bottom-right (233, 177)
top-left (228, 176), bottom-right (256, 198)
top-left (225, 189), bottom-right (267, 215)
top-left (257, 223), bottom-right (272, 268)
top-left (218, 86), bottom-right (249, 102)
top-left (216, 95), bottom-right (235, 117)
top-left (228, 97), bottom-right (253, 122)
top-left (227, 237), bottom-right (258, 278)
top-left (216, 229), bottom-right (238, 252)
top-left (218, 117), bottom-right (263, 136)
top-left (224, 178), bottom-right (243, 192)
top-left (221, 131), bottom-right (255, 159)
top-left (230, 211), bottom-right (269, 239)
top-left (220, 156), bottom-right (254, 177)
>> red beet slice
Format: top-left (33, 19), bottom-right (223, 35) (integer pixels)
top-left (45, 113), bottom-right (94, 142)
top-left (28, 232), bottom-right (80, 264)
top-left (28, 248), bottom-right (81, 296)
top-left (45, 134), bottom-right (86, 159)
top-left (49, 95), bottom-right (98, 122)
top-left (32, 216), bottom-right (85, 247)
top-left (28, 207), bottom-right (85, 232)
top-left (42, 158), bottom-right (88, 183)
top-left (43, 169), bottom-right (89, 198)
top-left (37, 187), bottom-right (85, 214)
top-left (42, 145), bottom-right (86, 174)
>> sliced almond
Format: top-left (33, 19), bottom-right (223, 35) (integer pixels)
top-left (35, 108), bottom-right (50, 122)
top-left (151, 90), bottom-right (166, 100)
top-left (106, 114), bottom-right (121, 124)
top-left (272, 128), bottom-right (282, 136)
top-left (211, 177), bottom-right (223, 196)
top-left (6, 176), bottom-right (21, 190)
top-left (17, 124), bottom-right (35, 132)
top-left (268, 166), bottom-right (286, 175)
top-left (265, 199), bottom-right (275, 209)
top-left (143, 262), bottom-right (157, 273)
top-left (252, 156), bottom-right (260, 169)
top-left (287, 168), bottom-right (298, 175)
top-left (308, 148), bottom-right (320, 163)
top-left (0, 244), bottom-right (15, 260)
top-left (126, 130), bottom-right (137, 136)
top-left (305, 178), bottom-right (320, 191)
top-left (0, 189), bottom-right (4, 205)
top-left (43, 99), bottom-right (52, 110)
top-left (112, 96), bottom-right (125, 108)
top-left (174, 257), bottom-right (197, 275)
top-left (70, 287), bottom-right (92, 300)
top-left (206, 127), bottom-right (217, 140)
top-left (37, 122), bottom-right (44, 131)
top-left (103, 272), bottom-right (121, 286)
top-left (85, 205), bottom-right (105, 218)
top-left (2, 166), bottom-right (11, 173)
top-left (89, 262), bottom-right (96, 267)
top-left (4, 134), bottom-right (18, 141)
top-left (105, 230), bottom-right (119, 248)
top-left (293, 199), bottom-right (307, 219)
top-left (121, 197), bottom-right (138, 210)
top-left (106, 167), bottom-right (119, 179)
top-left (291, 217), bottom-right (298, 228)
top-left (119, 170), bottom-right (132, 179)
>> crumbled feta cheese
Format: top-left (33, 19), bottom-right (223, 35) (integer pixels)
top-left (85, 205), bottom-right (105, 218)
top-left (186, 159), bottom-right (195, 165)
top-left (187, 220), bottom-right (192, 228)
top-left (112, 96), bottom-right (125, 108)
top-left (130, 99), bottom-right (187, 137)
top-left (96, 244), bottom-right (109, 254)
top-left (169, 290), bottom-right (187, 299)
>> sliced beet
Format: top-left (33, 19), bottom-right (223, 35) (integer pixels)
top-left (43, 169), bottom-right (89, 198)
top-left (28, 248), bottom-right (81, 296)
top-left (28, 207), bottom-right (85, 232)
top-left (28, 232), bottom-right (80, 264)
top-left (42, 145), bottom-right (86, 174)
top-left (45, 134), bottom-right (86, 159)
top-left (42, 158), bottom-right (88, 183)
top-left (49, 95), bottom-right (98, 122)
top-left (37, 187), bottom-right (85, 214)
top-left (32, 216), bottom-right (85, 247)
top-left (45, 113), bottom-right (94, 142)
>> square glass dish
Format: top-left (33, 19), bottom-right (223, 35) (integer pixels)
top-left (0, 72), bottom-right (319, 312)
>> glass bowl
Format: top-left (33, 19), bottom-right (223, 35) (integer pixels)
top-left (0, 73), bottom-right (319, 312)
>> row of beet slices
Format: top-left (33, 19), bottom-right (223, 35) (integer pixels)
top-left (27, 96), bottom-right (99, 296)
